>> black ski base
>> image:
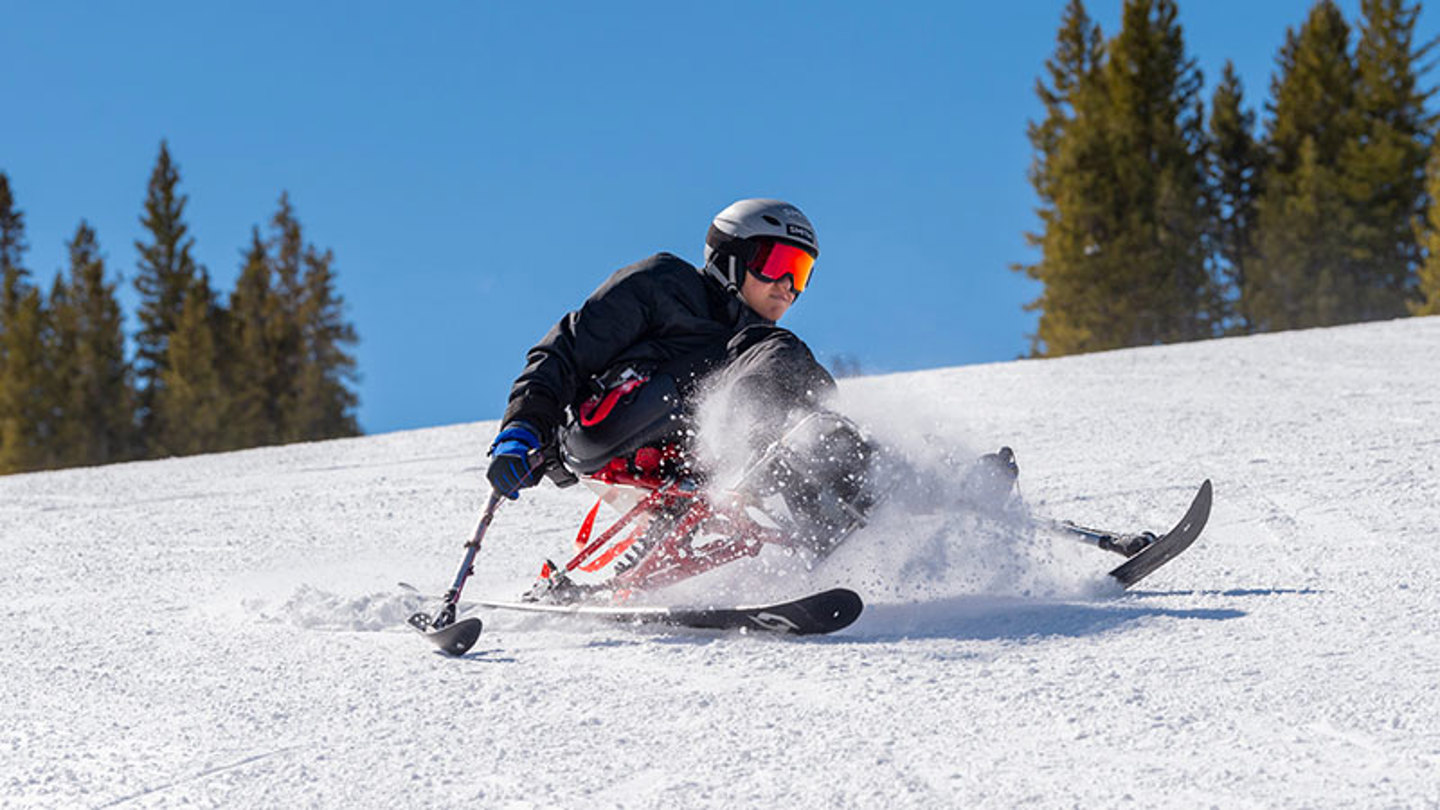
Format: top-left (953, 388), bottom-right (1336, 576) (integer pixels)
top-left (477, 587), bottom-right (864, 636)
top-left (408, 611), bottom-right (484, 656)
top-left (1106, 479), bottom-right (1213, 588)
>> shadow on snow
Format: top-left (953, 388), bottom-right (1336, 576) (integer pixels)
top-left (845, 595), bottom-right (1246, 643)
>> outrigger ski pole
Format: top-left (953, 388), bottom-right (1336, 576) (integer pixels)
top-left (408, 490), bottom-right (506, 656)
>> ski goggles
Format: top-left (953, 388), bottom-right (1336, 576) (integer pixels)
top-left (746, 239), bottom-right (816, 293)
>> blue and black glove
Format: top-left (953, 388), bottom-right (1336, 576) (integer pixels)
top-left (487, 421), bottom-right (544, 499)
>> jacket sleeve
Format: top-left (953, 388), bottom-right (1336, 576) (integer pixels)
top-left (501, 270), bottom-right (656, 443)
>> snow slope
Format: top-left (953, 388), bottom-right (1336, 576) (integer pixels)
top-left (5, 317), bottom-right (1439, 808)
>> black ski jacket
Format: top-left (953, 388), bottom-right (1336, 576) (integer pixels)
top-left (501, 252), bottom-right (774, 444)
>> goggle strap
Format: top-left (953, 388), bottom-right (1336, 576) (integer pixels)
top-left (706, 225), bottom-right (752, 261)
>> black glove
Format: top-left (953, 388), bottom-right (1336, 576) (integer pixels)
top-left (486, 421), bottom-right (544, 498)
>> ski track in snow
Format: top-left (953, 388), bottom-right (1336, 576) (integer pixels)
top-left (4, 317), bottom-right (1440, 808)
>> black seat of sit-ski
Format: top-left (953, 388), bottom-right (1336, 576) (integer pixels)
top-left (560, 374), bottom-right (687, 475)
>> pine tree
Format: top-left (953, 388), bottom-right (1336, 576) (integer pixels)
top-left (1208, 61), bottom-right (1264, 333)
top-left (1023, 0), bottom-right (1215, 355)
top-left (1104, 0), bottom-right (1217, 343)
top-left (225, 228), bottom-right (282, 449)
top-left (1247, 1), bottom-right (1361, 330)
top-left (47, 222), bottom-right (136, 467)
top-left (134, 141), bottom-right (202, 441)
top-left (1017, 0), bottom-right (1108, 354)
top-left (260, 193), bottom-right (361, 443)
top-left (0, 173), bottom-right (47, 475)
top-left (1025, 0), bottom-right (1106, 216)
top-left (46, 273), bottom-right (74, 469)
top-left (1346, 0), bottom-right (1436, 320)
top-left (268, 194), bottom-right (307, 441)
top-left (152, 272), bottom-right (228, 456)
top-left (2, 171), bottom-right (31, 404)
top-left (0, 287), bottom-right (50, 474)
top-left (1413, 139), bottom-right (1440, 316)
top-left (289, 244), bottom-right (360, 440)
top-left (1, 172), bottom-right (27, 320)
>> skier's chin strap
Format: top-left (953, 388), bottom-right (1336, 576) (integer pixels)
top-left (703, 255), bottom-right (742, 299)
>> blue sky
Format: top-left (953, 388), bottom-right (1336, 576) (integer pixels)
top-left (3, 1), bottom-right (1430, 435)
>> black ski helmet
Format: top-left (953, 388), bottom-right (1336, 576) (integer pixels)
top-left (703, 198), bottom-right (819, 295)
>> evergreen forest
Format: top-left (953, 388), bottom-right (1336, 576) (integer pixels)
top-left (8, 0), bottom-right (1440, 473)
top-left (0, 142), bottom-right (359, 475)
top-left (1021, 0), bottom-right (1440, 356)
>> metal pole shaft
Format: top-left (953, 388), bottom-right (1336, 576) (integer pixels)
top-left (435, 491), bottom-right (505, 627)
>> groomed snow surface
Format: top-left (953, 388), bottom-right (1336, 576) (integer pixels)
top-left (6, 317), bottom-right (1440, 808)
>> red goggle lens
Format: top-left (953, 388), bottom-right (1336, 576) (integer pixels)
top-left (747, 241), bottom-right (816, 293)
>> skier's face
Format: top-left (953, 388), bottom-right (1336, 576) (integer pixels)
top-left (740, 271), bottom-right (796, 321)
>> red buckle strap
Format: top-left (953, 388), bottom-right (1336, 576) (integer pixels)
top-left (578, 377), bottom-right (647, 427)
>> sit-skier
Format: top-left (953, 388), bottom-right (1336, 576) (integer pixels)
top-left (485, 197), bottom-right (1015, 554)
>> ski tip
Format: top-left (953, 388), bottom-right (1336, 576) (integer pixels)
top-left (1194, 479), bottom-right (1214, 521)
top-left (819, 587), bottom-right (863, 607)
top-left (423, 617), bottom-right (483, 657)
top-left (800, 588), bottom-right (864, 634)
top-left (829, 588), bottom-right (865, 632)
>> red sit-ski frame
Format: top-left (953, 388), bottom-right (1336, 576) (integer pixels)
top-left (540, 444), bottom-right (804, 598)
